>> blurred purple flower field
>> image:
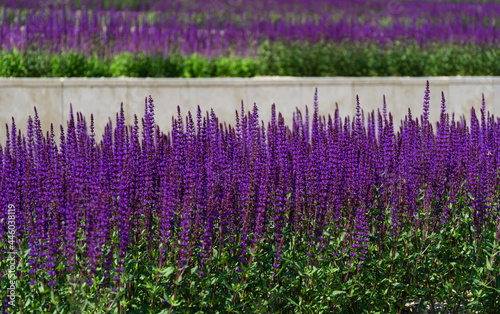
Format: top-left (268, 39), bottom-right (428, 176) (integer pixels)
top-left (2, 0), bottom-right (500, 57)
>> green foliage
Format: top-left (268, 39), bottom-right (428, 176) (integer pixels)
top-left (180, 54), bottom-right (213, 78)
top-left (0, 50), bottom-right (27, 77)
top-left (212, 56), bottom-right (258, 77)
top-left (110, 52), bottom-right (183, 77)
top-left (50, 52), bottom-right (93, 77)
top-left (2, 43), bottom-right (500, 77)
top-left (255, 41), bottom-right (500, 77)
top-left (179, 54), bottom-right (258, 78)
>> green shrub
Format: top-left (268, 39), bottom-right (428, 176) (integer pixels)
top-left (2, 43), bottom-right (500, 77)
top-left (213, 56), bottom-right (258, 77)
top-left (181, 54), bottom-right (214, 78)
top-left (0, 50), bottom-right (27, 77)
top-left (49, 52), bottom-right (89, 77)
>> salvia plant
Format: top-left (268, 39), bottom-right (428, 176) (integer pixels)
top-left (3, 0), bottom-right (500, 58)
top-left (1, 83), bottom-right (500, 313)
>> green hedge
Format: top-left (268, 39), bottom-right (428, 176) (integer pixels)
top-left (257, 41), bottom-right (500, 76)
top-left (2, 42), bottom-right (500, 77)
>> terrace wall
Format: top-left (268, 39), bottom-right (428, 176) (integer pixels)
top-left (0, 76), bottom-right (498, 142)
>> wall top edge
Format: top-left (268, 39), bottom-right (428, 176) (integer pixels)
top-left (1, 76), bottom-right (500, 87)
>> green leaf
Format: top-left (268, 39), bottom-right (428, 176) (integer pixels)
top-left (81, 282), bottom-right (88, 296)
top-left (486, 256), bottom-right (492, 270)
top-left (161, 266), bottom-right (176, 278)
top-left (50, 288), bottom-right (60, 304)
top-left (391, 282), bottom-right (405, 288)
top-left (190, 266), bottom-right (199, 275)
top-left (331, 290), bottom-right (346, 296)
top-left (38, 283), bottom-right (49, 294)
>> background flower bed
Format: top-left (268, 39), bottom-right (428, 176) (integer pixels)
top-left (3, 0), bottom-right (500, 77)
top-left (1, 85), bottom-right (499, 312)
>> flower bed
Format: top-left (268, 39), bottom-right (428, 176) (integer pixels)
top-left (4, 0), bottom-right (500, 55)
top-left (1, 83), bottom-right (499, 312)
top-left (3, 1), bottom-right (500, 77)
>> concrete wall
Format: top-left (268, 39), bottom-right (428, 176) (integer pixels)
top-left (0, 76), bottom-right (498, 143)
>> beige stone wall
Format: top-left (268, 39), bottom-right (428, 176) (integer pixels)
top-left (0, 76), bottom-right (498, 143)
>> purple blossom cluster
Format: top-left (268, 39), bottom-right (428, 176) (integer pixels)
top-left (3, 0), bottom-right (500, 57)
top-left (1, 84), bottom-right (500, 284)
